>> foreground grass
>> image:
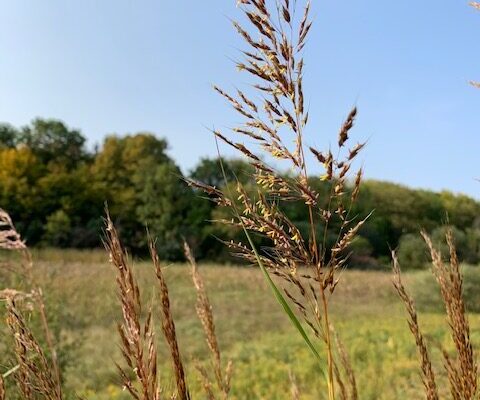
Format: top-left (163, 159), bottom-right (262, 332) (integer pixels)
top-left (1, 251), bottom-right (479, 399)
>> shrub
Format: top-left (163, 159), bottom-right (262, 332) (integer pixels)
top-left (397, 233), bottom-right (428, 270)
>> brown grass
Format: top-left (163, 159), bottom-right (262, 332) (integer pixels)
top-left (149, 236), bottom-right (190, 400)
top-left (4, 296), bottom-right (63, 400)
top-left (0, 209), bottom-right (62, 399)
top-left (393, 228), bottom-right (478, 400)
top-left (104, 213), bottom-right (160, 400)
top-left (185, 242), bottom-right (232, 399)
top-left (0, 374), bottom-right (4, 400)
top-left (423, 230), bottom-right (477, 399)
top-left (392, 250), bottom-right (439, 400)
top-left (187, 0), bottom-right (367, 397)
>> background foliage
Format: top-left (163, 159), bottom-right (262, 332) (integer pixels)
top-left (1, 118), bottom-right (479, 265)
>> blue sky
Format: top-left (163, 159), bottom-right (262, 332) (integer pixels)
top-left (0, 1), bottom-right (479, 197)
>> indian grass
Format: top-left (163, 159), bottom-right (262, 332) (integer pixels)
top-left (187, 0), bottom-right (367, 397)
top-left (0, 209), bottom-right (63, 399)
top-left (1, 1), bottom-right (480, 399)
top-left (149, 235), bottom-right (190, 400)
top-left (392, 228), bottom-right (478, 400)
top-left (185, 242), bottom-right (233, 400)
top-left (392, 250), bottom-right (439, 400)
top-left (104, 213), bottom-right (160, 400)
top-left (4, 296), bottom-right (62, 400)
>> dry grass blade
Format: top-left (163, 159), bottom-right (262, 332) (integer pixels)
top-left (5, 297), bottom-right (63, 400)
top-left (0, 374), bottom-right (4, 400)
top-left (184, 242), bottom-right (232, 399)
top-left (289, 370), bottom-right (300, 400)
top-left (334, 331), bottom-right (358, 400)
top-left (391, 250), bottom-right (438, 400)
top-left (195, 362), bottom-right (216, 400)
top-left (421, 229), bottom-right (477, 400)
top-left (338, 107), bottom-right (357, 147)
top-left (470, 81), bottom-right (480, 88)
top-left (0, 208), bottom-right (26, 250)
top-left (149, 237), bottom-right (189, 400)
top-left (0, 208), bottom-right (62, 397)
top-left (104, 212), bottom-right (159, 400)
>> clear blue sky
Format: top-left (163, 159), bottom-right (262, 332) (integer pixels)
top-left (0, 1), bottom-right (479, 197)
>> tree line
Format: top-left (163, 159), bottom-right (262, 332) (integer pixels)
top-left (1, 118), bottom-right (479, 267)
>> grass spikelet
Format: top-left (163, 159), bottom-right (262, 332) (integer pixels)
top-left (421, 229), bottom-right (477, 399)
top-left (104, 212), bottom-right (160, 400)
top-left (0, 208), bottom-right (61, 397)
top-left (0, 374), bottom-right (5, 400)
top-left (0, 209), bottom-right (26, 250)
top-left (289, 370), bottom-right (300, 400)
top-left (193, 1), bottom-right (369, 397)
top-left (333, 330), bottom-right (358, 400)
top-left (391, 250), bottom-right (439, 400)
top-left (149, 236), bottom-right (189, 400)
top-left (185, 241), bottom-right (232, 399)
top-left (338, 107), bottom-right (357, 147)
top-left (5, 296), bottom-right (63, 400)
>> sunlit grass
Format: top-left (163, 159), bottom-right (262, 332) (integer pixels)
top-left (2, 255), bottom-right (477, 399)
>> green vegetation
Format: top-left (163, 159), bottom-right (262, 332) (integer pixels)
top-left (1, 254), bottom-right (479, 399)
top-left (1, 119), bottom-right (479, 267)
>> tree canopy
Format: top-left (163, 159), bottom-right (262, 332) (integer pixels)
top-left (1, 118), bottom-right (479, 266)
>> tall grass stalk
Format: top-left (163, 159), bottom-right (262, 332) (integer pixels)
top-left (392, 228), bottom-right (478, 400)
top-left (103, 212), bottom-right (160, 400)
top-left (188, 1), bottom-right (367, 397)
top-left (185, 242), bottom-right (233, 399)
top-left (0, 209), bottom-right (62, 399)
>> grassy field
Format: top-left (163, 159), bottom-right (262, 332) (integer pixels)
top-left (2, 249), bottom-right (480, 399)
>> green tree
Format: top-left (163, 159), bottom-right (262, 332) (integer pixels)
top-left (0, 120), bottom-right (101, 246)
top-left (20, 118), bottom-right (88, 169)
top-left (136, 162), bottom-right (202, 259)
top-left (43, 210), bottom-right (72, 248)
top-left (92, 133), bottom-right (196, 257)
top-left (0, 123), bottom-right (18, 148)
top-left (397, 233), bottom-right (428, 270)
top-left (190, 157), bottom-right (255, 188)
top-left (440, 191), bottom-right (480, 228)
top-left (0, 147), bottom-right (44, 242)
top-left (189, 157), bottom-right (258, 261)
top-left (431, 226), bottom-right (468, 262)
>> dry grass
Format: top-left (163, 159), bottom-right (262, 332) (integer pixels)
top-left (4, 297), bottom-right (62, 400)
top-left (2, 232), bottom-right (480, 398)
top-left (392, 228), bottom-right (478, 400)
top-left (0, 375), bottom-right (4, 400)
top-left (185, 242), bottom-right (233, 400)
top-left (0, 208), bottom-right (233, 399)
top-left (423, 230), bottom-right (477, 399)
top-left (392, 251), bottom-right (439, 400)
top-left (104, 213), bottom-right (160, 400)
top-left (150, 236), bottom-right (189, 400)
top-left (187, 0), bottom-right (367, 397)
top-left (104, 214), bottom-right (235, 400)
top-left (0, 1), bottom-right (479, 399)
top-left (0, 209), bottom-right (62, 399)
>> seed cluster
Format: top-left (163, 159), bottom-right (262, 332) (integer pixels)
top-left (188, 1), bottom-right (366, 397)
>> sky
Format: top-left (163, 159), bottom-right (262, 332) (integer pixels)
top-left (0, 1), bottom-right (479, 198)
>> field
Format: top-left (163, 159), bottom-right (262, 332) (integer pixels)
top-left (2, 249), bottom-right (480, 399)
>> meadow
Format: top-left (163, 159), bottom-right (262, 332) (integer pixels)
top-left (1, 1), bottom-right (478, 399)
top-left (2, 249), bottom-right (479, 399)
